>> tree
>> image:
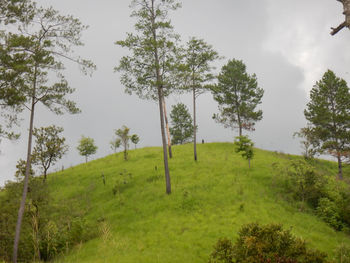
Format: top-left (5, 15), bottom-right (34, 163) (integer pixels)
top-left (234, 135), bottom-right (254, 168)
top-left (0, 0), bottom-right (34, 143)
top-left (293, 125), bottom-right (319, 159)
top-left (304, 70), bottom-right (350, 180)
top-left (131, 134), bottom-right (140, 149)
top-left (169, 103), bottom-right (193, 145)
top-left (110, 138), bottom-right (121, 154)
top-left (212, 59), bottom-right (264, 137)
top-left (116, 0), bottom-right (183, 194)
top-left (14, 159), bottom-right (35, 181)
top-left (115, 125), bottom-right (131, 160)
top-left (31, 126), bottom-right (68, 182)
top-left (182, 37), bottom-right (219, 161)
top-left (12, 6), bottom-right (94, 262)
top-left (77, 136), bottom-right (97, 163)
top-left (331, 0), bottom-right (350, 35)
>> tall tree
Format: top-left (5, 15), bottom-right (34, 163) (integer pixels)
top-left (12, 6), bottom-right (95, 262)
top-left (0, 0), bottom-right (34, 143)
top-left (304, 70), bottom-right (350, 180)
top-left (212, 59), bottom-right (264, 137)
top-left (31, 126), bottom-right (68, 182)
top-left (77, 136), bottom-right (97, 163)
top-left (115, 125), bottom-right (131, 160)
top-left (331, 0), bottom-right (350, 35)
top-left (170, 103), bottom-right (193, 145)
top-left (116, 0), bottom-right (182, 194)
top-left (182, 37), bottom-right (219, 161)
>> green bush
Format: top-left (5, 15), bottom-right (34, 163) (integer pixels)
top-left (209, 223), bottom-right (328, 263)
top-left (316, 198), bottom-right (343, 230)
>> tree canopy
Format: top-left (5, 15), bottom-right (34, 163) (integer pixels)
top-left (212, 59), bottom-right (264, 137)
top-left (170, 103), bottom-right (194, 145)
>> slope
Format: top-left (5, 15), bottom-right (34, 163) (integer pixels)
top-left (45, 143), bottom-right (350, 263)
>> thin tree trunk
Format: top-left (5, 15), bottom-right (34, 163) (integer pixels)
top-left (158, 89), bottom-right (171, 194)
top-left (193, 88), bottom-right (197, 161)
top-left (13, 94), bottom-right (36, 263)
top-left (248, 159), bottom-right (251, 169)
top-left (151, 0), bottom-right (171, 194)
top-left (124, 149), bottom-right (127, 160)
top-left (43, 169), bottom-right (47, 182)
top-left (85, 156), bottom-right (87, 163)
top-left (337, 154), bottom-right (343, 180)
top-left (162, 97), bottom-right (172, 158)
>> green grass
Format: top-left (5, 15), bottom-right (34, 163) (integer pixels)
top-left (44, 143), bottom-right (349, 263)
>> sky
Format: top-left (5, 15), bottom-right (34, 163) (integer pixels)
top-left (1, 0), bottom-right (350, 186)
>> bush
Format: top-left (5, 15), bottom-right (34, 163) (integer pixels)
top-left (334, 243), bottom-right (350, 263)
top-left (209, 223), bottom-right (328, 263)
top-left (316, 198), bottom-right (343, 230)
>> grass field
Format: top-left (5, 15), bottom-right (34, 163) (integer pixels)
top-left (43, 143), bottom-right (350, 263)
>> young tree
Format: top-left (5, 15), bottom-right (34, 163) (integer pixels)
top-left (182, 37), bottom-right (219, 161)
top-left (234, 135), bottom-right (254, 168)
top-left (77, 136), bottom-right (97, 163)
top-left (14, 159), bottom-right (35, 181)
top-left (212, 59), bottom-right (264, 137)
top-left (115, 0), bottom-right (183, 194)
top-left (115, 126), bottom-right (131, 160)
top-left (304, 70), bottom-right (350, 180)
top-left (131, 134), bottom-right (140, 149)
top-left (12, 6), bottom-right (95, 262)
top-left (169, 103), bottom-right (193, 145)
top-left (110, 138), bottom-right (121, 154)
top-left (331, 0), bottom-right (350, 35)
top-left (293, 126), bottom-right (319, 159)
top-left (31, 126), bottom-right (68, 182)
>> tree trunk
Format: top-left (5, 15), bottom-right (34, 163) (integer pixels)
top-left (248, 159), bottom-right (251, 169)
top-left (193, 88), bottom-right (197, 161)
top-left (158, 89), bottom-right (171, 194)
top-left (162, 97), bottom-right (172, 158)
top-left (337, 154), bottom-right (343, 180)
top-left (13, 95), bottom-right (36, 263)
top-left (85, 156), bottom-right (87, 163)
top-left (43, 169), bottom-right (47, 182)
top-left (151, 0), bottom-right (171, 194)
top-left (124, 149), bottom-right (127, 160)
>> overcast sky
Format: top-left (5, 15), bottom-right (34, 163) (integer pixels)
top-left (1, 0), bottom-right (350, 186)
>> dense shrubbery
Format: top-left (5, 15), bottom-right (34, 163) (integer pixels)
top-left (209, 223), bottom-right (328, 263)
top-left (0, 178), bottom-right (96, 262)
top-left (275, 159), bottom-right (350, 231)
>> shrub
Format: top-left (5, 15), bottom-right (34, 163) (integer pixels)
top-left (316, 198), bottom-right (343, 230)
top-left (334, 243), bottom-right (350, 263)
top-left (209, 223), bottom-right (328, 263)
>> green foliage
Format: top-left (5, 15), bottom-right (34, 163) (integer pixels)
top-left (304, 70), bottom-right (350, 179)
top-left (115, 0), bottom-right (182, 100)
top-left (209, 223), bottom-right (328, 263)
top-left (77, 136), bottom-right (98, 163)
top-left (234, 135), bottom-right (254, 167)
top-left (32, 125), bottom-right (68, 180)
top-left (110, 138), bottom-right (121, 153)
top-left (212, 59), bottom-right (264, 136)
top-left (131, 134), bottom-right (140, 149)
top-left (115, 125), bottom-right (131, 160)
top-left (14, 159), bottom-right (34, 180)
top-left (317, 197), bottom-right (343, 230)
top-left (283, 160), bottom-right (326, 207)
top-left (170, 103), bottom-right (194, 145)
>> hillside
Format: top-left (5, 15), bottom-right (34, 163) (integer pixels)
top-left (29, 143), bottom-right (350, 262)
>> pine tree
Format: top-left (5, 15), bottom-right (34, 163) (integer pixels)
top-left (170, 103), bottom-right (194, 145)
top-left (116, 0), bottom-right (183, 194)
top-left (212, 59), bottom-right (264, 137)
top-left (304, 70), bottom-right (350, 180)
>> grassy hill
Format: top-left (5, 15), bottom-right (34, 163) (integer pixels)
top-left (41, 143), bottom-right (350, 262)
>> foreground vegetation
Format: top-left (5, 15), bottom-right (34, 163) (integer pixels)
top-left (2, 143), bottom-right (349, 262)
